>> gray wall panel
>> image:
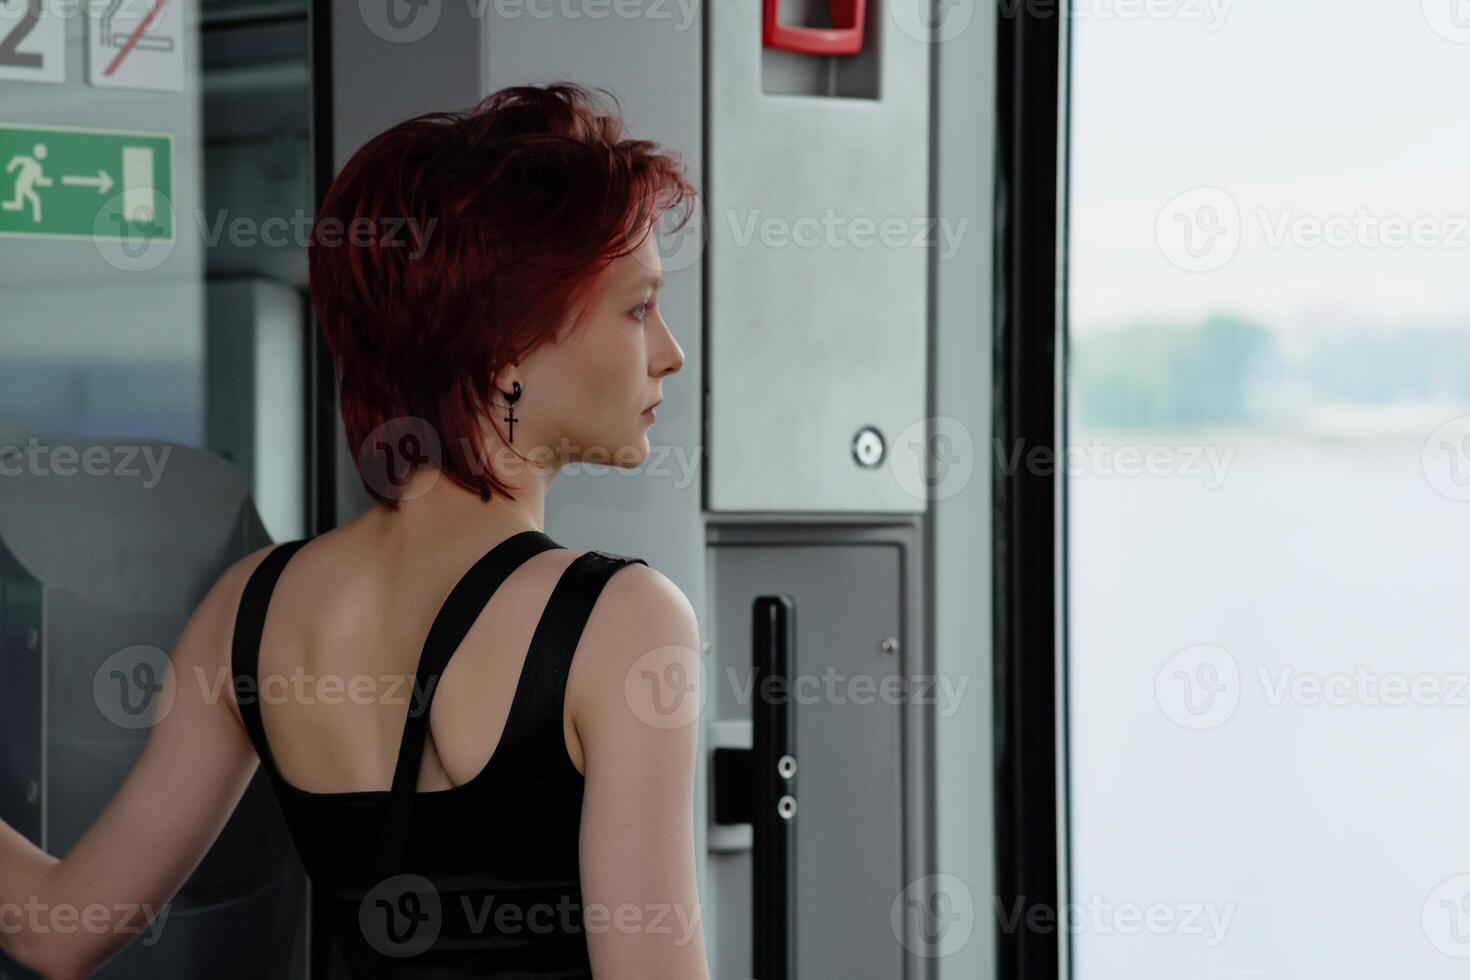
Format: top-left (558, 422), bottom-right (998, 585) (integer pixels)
top-left (930, 3), bottom-right (997, 978)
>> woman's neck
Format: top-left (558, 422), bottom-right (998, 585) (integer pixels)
top-left (361, 461), bottom-right (554, 550)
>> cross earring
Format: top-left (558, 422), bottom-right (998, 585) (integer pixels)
top-left (503, 380), bottom-right (522, 444)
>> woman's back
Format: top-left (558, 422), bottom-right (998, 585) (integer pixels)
top-left (224, 517), bottom-right (699, 977)
top-left (229, 517), bottom-right (602, 797)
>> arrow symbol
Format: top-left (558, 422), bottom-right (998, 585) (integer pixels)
top-left (61, 171), bottom-right (115, 195)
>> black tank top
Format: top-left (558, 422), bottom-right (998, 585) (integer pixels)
top-left (230, 528), bottom-right (647, 978)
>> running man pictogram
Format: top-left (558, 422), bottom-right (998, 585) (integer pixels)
top-left (3, 142), bottom-right (52, 223)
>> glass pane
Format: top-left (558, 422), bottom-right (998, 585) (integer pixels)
top-left (0, 0), bottom-right (315, 974)
top-left (1066, 3), bottom-right (1470, 977)
top-left (0, 0), bottom-right (311, 539)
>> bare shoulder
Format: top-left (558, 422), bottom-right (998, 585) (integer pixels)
top-left (590, 559), bottom-right (698, 643)
top-left (567, 558), bottom-right (702, 729)
top-left (184, 543), bottom-right (278, 646)
top-left (220, 543), bottom-right (280, 595)
top-left (198, 543), bottom-right (286, 728)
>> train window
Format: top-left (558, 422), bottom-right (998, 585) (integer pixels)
top-left (1066, 3), bottom-right (1470, 976)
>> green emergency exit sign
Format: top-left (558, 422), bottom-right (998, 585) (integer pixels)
top-left (0, 123), bottom-right (174, 242)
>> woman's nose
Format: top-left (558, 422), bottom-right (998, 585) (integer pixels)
top-left (657, 319), bottom-right (685, 377)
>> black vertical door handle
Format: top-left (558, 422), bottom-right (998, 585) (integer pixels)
top-left (713, 594), bottom-right (797, 980)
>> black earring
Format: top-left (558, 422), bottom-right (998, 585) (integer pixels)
top-left (503, 381), bottom-right (522, 444)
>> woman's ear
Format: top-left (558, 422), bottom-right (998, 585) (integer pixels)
top-left (490, 364), bottom-right (521, 401)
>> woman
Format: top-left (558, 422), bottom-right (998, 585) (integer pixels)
top-left (0, 82), bottom-right (710, 979)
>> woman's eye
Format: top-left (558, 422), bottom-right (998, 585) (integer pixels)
top-left (631, 300), bottom-right (653, 321)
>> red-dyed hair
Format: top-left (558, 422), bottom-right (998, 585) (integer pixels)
top-left (309, 82), bottom-right (697, 509)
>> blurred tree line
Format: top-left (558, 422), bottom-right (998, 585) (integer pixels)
top-left (1071, 314), bottom-right (1470, 430)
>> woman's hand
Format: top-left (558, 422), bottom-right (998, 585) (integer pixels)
top-left (0, 549), bottom-right (273, 978)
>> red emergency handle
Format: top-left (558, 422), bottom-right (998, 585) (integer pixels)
top-left (762, 0), bottom-right (867, 56)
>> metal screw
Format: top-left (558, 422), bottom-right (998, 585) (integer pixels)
top-left (777, 754), bottom-right (797, 780)
top-left (851, 426), bottom-right (886, 468)
top-left (881, 637), bottom-right (899, 656)
top-left (777, 795), bottom-right (797, 820)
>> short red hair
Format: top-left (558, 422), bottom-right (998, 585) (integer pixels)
top-left (310, 82), bottom-right (696, 509)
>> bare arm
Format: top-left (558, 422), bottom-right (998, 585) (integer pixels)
top-left (576, 565), bottom-right (710, 980)
top-left (0, 550), bottom-right (272, 978)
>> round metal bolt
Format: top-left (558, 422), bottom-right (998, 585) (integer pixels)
top-left (852, 426), bottom-right (886, 468)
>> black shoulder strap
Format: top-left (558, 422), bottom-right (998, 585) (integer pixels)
top-left (509, 550), bottom-right (650, 774)
top-left (356, 544), bottom-right (646, 978)
top-left (230, 539), bottom-right (311, 783)
top-left (357, 529), bottom-right (563, 976)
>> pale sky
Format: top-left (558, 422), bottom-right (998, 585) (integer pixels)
top-left (1067, 0), bottom-right (1470, 335)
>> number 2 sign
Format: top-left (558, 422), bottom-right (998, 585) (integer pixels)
top-left (0, 0), bottom-right (65, 85)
